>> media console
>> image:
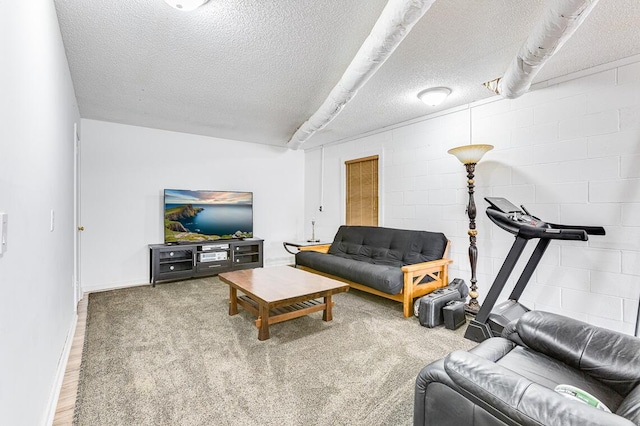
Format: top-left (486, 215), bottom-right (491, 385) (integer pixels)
top-left (149, 238), bottom-right (263, 286)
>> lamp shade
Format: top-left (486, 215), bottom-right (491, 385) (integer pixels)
top-left (448, 144), bottom-right (494, 165)
top-left (164, 0), bottom-right (208, 11)
top-left (417, 87), bottom-right (451, 106)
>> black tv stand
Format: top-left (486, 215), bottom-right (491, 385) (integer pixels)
top-left (149, 238), bottom-right (263, 286)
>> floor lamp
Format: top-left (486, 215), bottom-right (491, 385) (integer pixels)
top-left (448, 143), bottom-right (493, 315)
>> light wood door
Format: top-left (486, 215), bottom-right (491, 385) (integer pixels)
top-left (345, 155), bottom-right (378, 226)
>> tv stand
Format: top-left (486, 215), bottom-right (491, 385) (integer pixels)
top-left (149, 238), bottom-right (263, 286)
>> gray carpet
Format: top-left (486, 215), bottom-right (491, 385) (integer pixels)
top-left (74, 276), bottom-right (476, 426)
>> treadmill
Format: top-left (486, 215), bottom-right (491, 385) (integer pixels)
top-left (464, 197), bottom-right (606, 343)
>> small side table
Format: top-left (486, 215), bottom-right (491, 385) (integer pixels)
top-left (283, 240), bottom-right (331, 255)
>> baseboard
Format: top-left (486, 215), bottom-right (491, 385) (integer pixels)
top-left (82, 280), bottom-right (149, 293)
top-left (264, 258), bottom-right (294, 267)
top-left (42, 309), bottom-right (78, 426)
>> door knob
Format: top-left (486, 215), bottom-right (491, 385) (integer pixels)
top-left (77, 226), bottom-right (85, 231)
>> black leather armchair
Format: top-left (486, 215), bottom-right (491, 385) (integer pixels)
top-left (414, 311), bottom-right (640, 426)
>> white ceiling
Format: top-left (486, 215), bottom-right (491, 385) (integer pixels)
top-left (54, 0), bottom-right (640, 150)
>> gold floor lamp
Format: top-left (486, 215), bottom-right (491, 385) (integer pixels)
top-left (448, 143), bottom-right (493, 315)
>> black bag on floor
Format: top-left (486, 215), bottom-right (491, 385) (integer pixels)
top-left (448, 278), bottom-right (469, 299)
top-left (443, 300), bottom-right (466, 330)
top-left (415, 287), bottom-right (465, 328)
top-left (413, 278), bottom-right (468, 320)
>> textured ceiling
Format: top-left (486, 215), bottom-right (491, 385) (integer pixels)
top-left (54, 0), bottom-right (640, 150)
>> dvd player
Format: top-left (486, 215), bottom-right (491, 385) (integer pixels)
top-left (201, 243), bottom-right (229, 251)
top-left (199, 251), bottom-right (228, 262)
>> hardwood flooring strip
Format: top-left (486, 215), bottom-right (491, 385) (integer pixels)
top-left (52, 295), bottom-right (88, 426)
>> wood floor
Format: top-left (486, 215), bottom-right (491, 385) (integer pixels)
top-left (53, 295), bottom-right (88, 426)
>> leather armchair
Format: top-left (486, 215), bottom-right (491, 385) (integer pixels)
top-left (414, 311), bottom-right (640, 426)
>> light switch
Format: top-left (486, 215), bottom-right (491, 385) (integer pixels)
top-left (0, 212), bottom-right (7, 254)
top-left (50, 209), bottom-right (55, 232)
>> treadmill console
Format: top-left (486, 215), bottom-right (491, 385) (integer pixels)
top-left (485, 197), bottom-right (543, 228)
top-left (485, 197), bottom-right (520, 213)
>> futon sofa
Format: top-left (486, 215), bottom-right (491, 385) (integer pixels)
top-left (414, 311), bottom-right (640, 426)
top-left (295, 225), bottom-right (452, 317)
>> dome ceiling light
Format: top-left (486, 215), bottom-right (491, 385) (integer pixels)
top-left (417, 87), bottom-right (451, 106)
top-left (164, 0), bottom-right (209, 11)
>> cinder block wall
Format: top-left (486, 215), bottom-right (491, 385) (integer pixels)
top-left (305, 58), bottom-right (640, 334)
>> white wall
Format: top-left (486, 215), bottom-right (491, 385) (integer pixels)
top-left (80, 120), bottom-right (305, 291)
top-left (305, 58), bottom-right (640, 334)
top-left (0, 1), bottom-right (80, 425)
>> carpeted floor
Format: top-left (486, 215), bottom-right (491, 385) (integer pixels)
top-left (74, 276), bottom-right (476, 426)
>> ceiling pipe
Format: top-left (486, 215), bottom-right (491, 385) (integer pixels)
top-left (287, 0), bottom-right (437, 150)
top-left (485, 0), bottom-right (600, 99)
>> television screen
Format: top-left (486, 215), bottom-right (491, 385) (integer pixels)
top-left (164, 189), bottom-right (253, 243)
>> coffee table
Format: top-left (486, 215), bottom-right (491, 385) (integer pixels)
top-left (219, 266), bottom-right (349, 340)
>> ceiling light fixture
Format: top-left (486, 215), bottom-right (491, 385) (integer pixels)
top-left (164, 0), bottom-right (209, 11)
top-left (417, 87), bottom-right (451, 106)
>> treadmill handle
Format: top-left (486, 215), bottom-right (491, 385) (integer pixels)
top-left (547, 222), bottom-right (606, 236)
top-left (579, 225), bottom-right (605, 236)
top-left (552, 229), bottom-right (589, 240)
top-left (519, 227), bottom-right (588, 240)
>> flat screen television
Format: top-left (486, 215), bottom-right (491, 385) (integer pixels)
top-left (164, 189), bottom-right (253, 243)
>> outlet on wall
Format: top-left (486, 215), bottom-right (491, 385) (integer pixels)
top-left (0, 212), bottom-right (7, 254)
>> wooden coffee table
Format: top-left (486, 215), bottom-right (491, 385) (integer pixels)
top-left (219, 266), bottom-right (349, 340)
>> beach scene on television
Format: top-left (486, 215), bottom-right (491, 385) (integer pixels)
top-left (164, 189), bottom-right (253, 242)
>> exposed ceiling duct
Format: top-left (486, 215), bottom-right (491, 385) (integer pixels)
top-left (286, 0), bottom-right (437, 150)
top-left (485, 0), bottom-right (600, 99)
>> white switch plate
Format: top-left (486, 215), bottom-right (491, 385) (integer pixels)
top-left (0, 212), bottom-right (7, 254)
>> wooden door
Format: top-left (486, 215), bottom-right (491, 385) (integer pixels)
top-left (345, 155), bottom-right (378, 226)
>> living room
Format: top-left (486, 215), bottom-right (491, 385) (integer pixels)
top-left (3, 1), bottom-right (640, 425)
